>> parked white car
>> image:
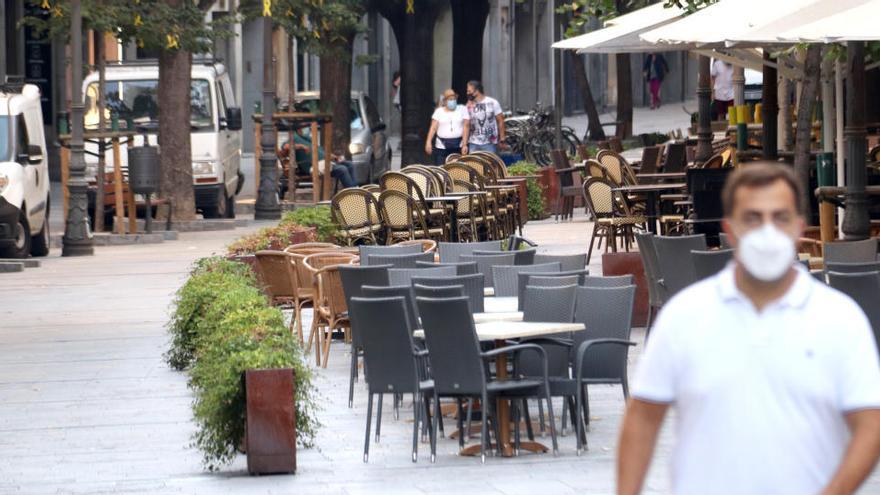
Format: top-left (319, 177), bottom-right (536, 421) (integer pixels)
top-left (0, 83), bottom-right (50, 258)
top-left (83, 60), bottom-right (243, 219)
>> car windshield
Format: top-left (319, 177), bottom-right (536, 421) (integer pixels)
top-left (296, 98), bottom-right (363, 130)
top-left (0, 117), bottom-right (11, 161)
top-left (85, 79), bottom-right (214, 131)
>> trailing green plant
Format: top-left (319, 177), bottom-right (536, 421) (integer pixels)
top-left (165, 258), bottom-right (258, 370)
top-left (508, 160), bottom-right (547, 220)
top-left (226, 221), bottom-right (317, 256)
top-left (281, 206), bottom-right (340, 244)
top-left (166, 256), bottom-right (318, 470)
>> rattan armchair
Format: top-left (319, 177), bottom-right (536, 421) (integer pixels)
top-left (303, 252), bottom-right (359, 367)
top-left (583, 177), bottom-right (646, 264)
top-left (331, 188), bottom-right (384, 246)
top-left (254, 250), bottom-right (297, 308)
top-left (378, 190), bottom-right (446, 244)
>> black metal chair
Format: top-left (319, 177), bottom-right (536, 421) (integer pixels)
top-left (824, 261), bottom-right (880, 275)
top-left (359, 243), bottom-right (423, 263)
top-left (653, 234), bottom-right (707, 298)
top-left (527, 275), bottom-right (580, 287)
top-left (533, 253), bottom-right (587, 272)
top-left (339, 264), bottom-right (392, 408)
top-left (438, 240), bottom-right (504, 263)
top-left (416, 296), bottom-right (559, 463)
top-left (362, 285), bottom-right (420, 332)
top-left (349, 297), bottom-right (434, 463)
top-left (460, 252), bottom-right (517, 288)
top-left (691, 249), bottom-right (734, 281)
top-left (472, 248), bottom-right (537, 266)
top-left (366, 251), bottom-right (435, 268)
top-left (635, 232), bottom-right (664, 330)
top-left (411, 274), bottom-right (485, 313)
top-left (491, 262), bottom-right (562, 297)
top-left (415, 260), bottom-right (479, 275)
top-left (823, 239), bottom-right (878, 264)
top-left (827, 271), bottom-right (880, 350)
top-left (388, 266), bottom-right (457, 286)
top-left (517, 269), bottom-right (590, 310)
top-left (573, 285), bottom-right (636, 454)
top-left (412, 284), bottom-right (465, 299)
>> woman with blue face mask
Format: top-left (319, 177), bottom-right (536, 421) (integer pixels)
top-left (425, 88), bottom-right (470, 165)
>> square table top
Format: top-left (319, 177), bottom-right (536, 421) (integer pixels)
top-left (473, 311), bottom-right (523, 323)
top-left (484, 296), bottom-right (518, 313)
top-left (414, 321), bottom-right (584, 341)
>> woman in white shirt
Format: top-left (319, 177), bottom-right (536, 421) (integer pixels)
top-left (425, 88), bottom-right (470, 165)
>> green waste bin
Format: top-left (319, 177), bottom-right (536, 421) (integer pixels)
top-left (817, 152), bottom-right (835, 187)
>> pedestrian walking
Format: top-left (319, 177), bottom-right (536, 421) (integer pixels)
top-left (643, 53), bottom-right (669, 110)
top-left (425, 88), bottom-right (470, 165)
top-left (617, 163), bottom-right (880, 495)
top-left (711, 59), bottom-right (734, 120)
top-left (466, 80), bottom-right (506, 154)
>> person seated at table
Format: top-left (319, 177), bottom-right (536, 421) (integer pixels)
top-left (278, 126), bottom-right (357, 189)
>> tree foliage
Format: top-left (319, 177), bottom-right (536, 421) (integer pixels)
top-left (22, 0), bottom-right (228, 54)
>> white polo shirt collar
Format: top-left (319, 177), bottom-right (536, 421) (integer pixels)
top-left (715, 262), bottom-right (813, 311)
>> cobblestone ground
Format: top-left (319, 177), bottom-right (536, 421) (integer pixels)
top-left (1, 214), bottom-right (877, 494)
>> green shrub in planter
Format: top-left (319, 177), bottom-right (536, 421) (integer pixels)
top-left (165, 258), bottom-right (258, 370)
top-left (282, 206), bottom-right (340, 244)
top-left (189, 304), bottom-right (317, 471)
top-left (508, 160), bottom-right (546, 221)
top-left (166, 257), bottom-right (318, 470)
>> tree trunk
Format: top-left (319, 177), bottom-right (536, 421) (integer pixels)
top-left (158, 28), bottom-right (196, 221)
top-left (320, 35), bottom-right (356, 158)
top-left (568, 51), bottom-right (605, 141)
top-left (616, 53), bottom-right (633, 138)
top-left (450, 0), bottom-right (489, 101)
top-left (373, 1), bottom-right (444, 166)
top-left (793, 44), bottom-right (822, 223)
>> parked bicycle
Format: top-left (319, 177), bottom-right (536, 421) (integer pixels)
top-left (504, 104), bottom-right (581, 166)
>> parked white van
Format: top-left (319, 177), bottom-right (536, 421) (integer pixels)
top-left (83, 60), bottom-right (243, 219)
top-left (0, 82), bottom-right (50, 258)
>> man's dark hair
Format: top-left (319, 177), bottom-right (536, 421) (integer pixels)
top-left (467, 80), bottom-right (484, 94)
top-left (721, 162), bottom-right (804, 216)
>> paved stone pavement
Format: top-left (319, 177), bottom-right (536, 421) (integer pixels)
top-left (2, 213), bottom-right (879, 494)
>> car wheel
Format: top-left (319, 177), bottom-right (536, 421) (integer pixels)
top-left (2, 210), bottom-right (31, 259)
top-left (201, 188), bottom-right (225, 219)
top-left (30, 201), bottom-right (50, 257)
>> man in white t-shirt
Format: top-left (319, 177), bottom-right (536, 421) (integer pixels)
top-left (711, 59), bottom-right (735, 121)
top-left (617, 163), bottom-right (880, 495)
top-left (466, 80), bottom-right (506, 154)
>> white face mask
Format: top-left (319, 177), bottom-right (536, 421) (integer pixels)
top-left (735, 223), bottom-right (796, 282)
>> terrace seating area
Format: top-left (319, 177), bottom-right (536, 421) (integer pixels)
top-left (254, 236), bottom-right (642, 463)
top-left (329, 152), bottom-right (527, 245)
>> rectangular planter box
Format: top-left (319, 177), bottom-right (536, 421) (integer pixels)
top-left (601, 252), bottom-right (649, 327)
top-left (245, 368), bottom-right (297, 475)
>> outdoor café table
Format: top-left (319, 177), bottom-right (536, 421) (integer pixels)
top-left (613, 182), bottom-right (687, 234)
top-left (472, 311), bottom-right (523, 323)
top-left (636, 172), bottom-right (687, 182)
top-left (483, 296), bottom-right (518, 313)
top-left (413, 320), bottom-right (585, 457)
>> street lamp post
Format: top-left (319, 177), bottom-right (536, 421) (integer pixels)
top-left (255, 16), bottom-right (281, 221)
top-left (842, 40), bottom-right (869, 240)
top-left (62, 0), bottom-right (94, 256)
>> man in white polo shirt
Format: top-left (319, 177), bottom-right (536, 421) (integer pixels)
top-left (617, 163), bottom-right (880, 495)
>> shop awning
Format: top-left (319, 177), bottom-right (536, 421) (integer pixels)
top-left (552, 2), bottom-right (687, 54)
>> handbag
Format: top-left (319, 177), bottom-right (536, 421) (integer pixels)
top-left (437, 136), bottom-right (462, 150)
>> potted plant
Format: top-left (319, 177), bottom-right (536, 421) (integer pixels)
top-left (166, 257), bottom-right (318, 473)
top-left (508, 161), bottom-right (549, 220)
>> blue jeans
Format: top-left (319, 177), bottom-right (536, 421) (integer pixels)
top-left (468, 143), bottom-right (497, 154)
top-left (331, 161), bottom-right (357, 188)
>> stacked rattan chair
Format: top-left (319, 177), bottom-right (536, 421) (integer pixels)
top-left (331, 188), bottom-right (383, 246)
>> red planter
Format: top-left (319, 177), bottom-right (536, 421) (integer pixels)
top-left (601, 252), bottom-right (649, 327)
top-left (245, 368), bottom-right (297, 475)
